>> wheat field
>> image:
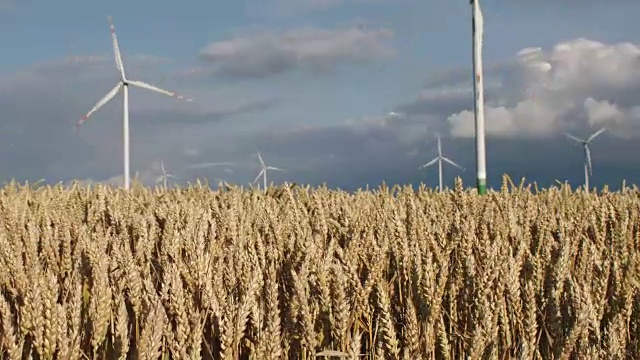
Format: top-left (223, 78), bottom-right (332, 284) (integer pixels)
top-left (0, 176), bottom-right (639, 360)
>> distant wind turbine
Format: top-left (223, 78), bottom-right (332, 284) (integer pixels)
top-left (253, 152), bottom-right (284, 190)
top-left (564, 127), bottom-right (606, 192)
top-left (471, 0), bottom-right (487, 195)
top-left (155, 160), bottom-right (180, 189)
top-left (419, 136), bottom-right (464, 192)
top-left (76, 16), bottom-right (193, 190)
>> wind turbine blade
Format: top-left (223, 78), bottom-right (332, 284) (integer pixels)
top-left (127, 80), bottom-right (194, 102)
top-left (257, 152), bottom-right (265, 167)
top-left (563, 132), bottom-right (584, 143)
top-left (77, 83), bottom-right (122, 127)
top-left (188, 162), bottom-right (236, 169)
top-left (587, 127), bottom-right (606, 143)
top-left (155, 176), bottom-right (163, 183)
top-left (108, 16), bottom-right (126, 80)
top-left (253, 170), bottom-right (264, 184)
top-left (419, 157), bottom-right (439, 169)
top-left (266, 166), bottom-right (284, 171)
top-left (160, 160), bottom-right (166, 173)
top-left (442, 157), bottom-right (464, 170)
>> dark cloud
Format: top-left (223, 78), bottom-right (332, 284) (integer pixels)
top-left (132, 98), bottom-right (281, 126)
top-left (3, 37), bottom-right (640, 192)
top-left (0, 54), bottom-right (276, 186)
top-left (179, 37), bottom-right (640, 191)
top-left (214, 120), bottom-right (640, 191)
top-left (198, 26), bottom-right (395, 79)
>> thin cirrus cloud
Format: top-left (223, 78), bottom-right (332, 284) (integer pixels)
top-left (245, 0), bottom-right (394, 17)
top-left (197, 26), bottom-right (395, 79)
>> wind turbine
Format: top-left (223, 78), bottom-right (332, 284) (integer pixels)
top-left (471, 0), bottom-right (487, 195)
top-left (419, 136), bottom-right (464, 192)
top-left (253, 152), bottom-right (284, 190)
top-left (564, 128), bottom-right (606, 192)
top-left (155, 160), bottom-right (180, 189)
top-left (76, 16), bottom-right (193, 190)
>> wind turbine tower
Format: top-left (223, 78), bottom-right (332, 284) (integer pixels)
top-left (77, 16), bottom-right (193, 190)
top-left (254, 152), bottom-right (284, 190)
top-left (564, 128), bottom-right (606, 192)
top-left (471, 0), bottom-right (487, 194)
top-left (419, 136), bottom-right (464, 192)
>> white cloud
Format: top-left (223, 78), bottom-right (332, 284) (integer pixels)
top-left (198, 26), bottom-right (395, 78)
top-left (584, 98), bottom-right (624, 126)
top-left (401, 38), bottom-right (640, 139)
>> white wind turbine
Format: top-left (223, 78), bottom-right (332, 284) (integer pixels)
top-left (564, 127), bottom-right (606, 192)
top-left (155, 160), bottom-right (180, 189)
top-left (76, 16), bottom-right (193, 190)
top-left (253, 152), bottom-right (284, 190)
top-left (419, 136), bottom-right (464, 192)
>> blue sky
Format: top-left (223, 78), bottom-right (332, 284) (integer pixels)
top-left (1, 0), bottom-right (640, 191)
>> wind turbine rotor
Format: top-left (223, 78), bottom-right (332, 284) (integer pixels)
top-left (257, 152), bottom-right (266, 168)
top-left (442, 156), bottom-right (465, 171)
top-left (419, 157), bottom-right (439, 169)
top-left (587, 127), bottom-right (606, 143)
top-left (253, 169), bottom-right (265, 184)
top-left (128, 80), bottom-right (194, 102)
top-left (76, 83), bottom-right (123, 128)
top-left (563, 132), bottom-right (585, 143)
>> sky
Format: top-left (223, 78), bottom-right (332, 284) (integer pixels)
top-left (1, 0), bottom-right (640, 191)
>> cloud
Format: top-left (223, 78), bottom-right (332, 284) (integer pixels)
top-left (396, 38), bottom-right (640, 139)
top-left (3, 36), bottom-right (640, 191)
top-left (246, 0), bottom-right (394, 17)
top-left (0, 53), bottom-right (278, 185)
top-left (190, 37), bottom-right (639, 190)
top-left (132, 98), bottom-right (281, 126)
top-left (198, 26), bottom-right (395, 79)
top-left (214, 112), bottom-right (640, 191)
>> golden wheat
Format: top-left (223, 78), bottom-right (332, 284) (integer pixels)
top-left (0, 176), bottom-right (639, 359)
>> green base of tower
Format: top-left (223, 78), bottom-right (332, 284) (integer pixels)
top-left (477, 178), bottom-right (487, 195)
